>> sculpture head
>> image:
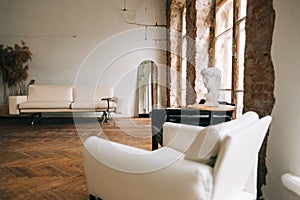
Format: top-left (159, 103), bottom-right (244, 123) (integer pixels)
top-left (201, 68), bottom-right (222, 106)
top-left (201, 67), bottom-right (221, 92)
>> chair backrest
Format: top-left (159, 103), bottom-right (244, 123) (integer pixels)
top-left (163, 111), bottom-right (260, 153)
top-left (211, 111), bottom-right (259, 139)
top-left (212, 116), bottom-right (272, 200)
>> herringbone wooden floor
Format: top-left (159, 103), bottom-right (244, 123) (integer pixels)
top-left (0, 117), bottom-right (151, 200)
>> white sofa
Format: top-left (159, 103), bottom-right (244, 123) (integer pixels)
top-left (83, 111), bottom-right (272, 200)
top-left (9, 85), bottom-right (122, 123)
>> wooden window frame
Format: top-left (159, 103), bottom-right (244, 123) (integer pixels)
top-left (215, 0), bottom-right (246, 116)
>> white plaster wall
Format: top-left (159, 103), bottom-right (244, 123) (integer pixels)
top-left (263, 0), bottom-right (300, 199)
top-left (0, 0), bottom-right (166, 116)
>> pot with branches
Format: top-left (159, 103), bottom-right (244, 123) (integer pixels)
top-left (0, 41), bottom-right (33, 104)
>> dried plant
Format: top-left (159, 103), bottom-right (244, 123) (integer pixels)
top-left (0, 41), bottom-right (33, 104)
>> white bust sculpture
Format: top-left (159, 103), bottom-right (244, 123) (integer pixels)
top-left (201, 67), bottom-right (222, 106)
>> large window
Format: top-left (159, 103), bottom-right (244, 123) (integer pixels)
top-left (215, 0), bottom-right (247, 117)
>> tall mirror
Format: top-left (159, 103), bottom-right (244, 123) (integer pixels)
top-left (138, 60), bottom-right (158, 117)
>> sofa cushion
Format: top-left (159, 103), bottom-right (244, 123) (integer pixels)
top-left (19, 101), bottom-right (71, 109)
top-left (73, 86), bottom-right (114, 102)
top-left (71, 101), bottom-right (116, 109)
top-left (28, 85), bottom-right (73, 102)
top-left (184, 126), bottom-right (221, 166)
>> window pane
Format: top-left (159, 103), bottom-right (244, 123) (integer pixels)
top-left (236, 91), bottom-right (244, 117)
top-left (181, 7), bottom-right (187, 106)
top-left (235, 19), bottom-right (246, 118)
top-left (216, 0), bottom-right (233, 36)
top-left (238, 0), bottom-right (247, 20)
top-left (182, 36), bottom-right (187, 106)
top-left (215, 30), bottom-right (232, 91)
top-left (237, 20), bottom-right (245, 90)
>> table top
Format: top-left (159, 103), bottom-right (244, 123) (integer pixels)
top-left (186, 104), bottom-right (236, 111)
top-left (101, 97), bottom-right (113, 101)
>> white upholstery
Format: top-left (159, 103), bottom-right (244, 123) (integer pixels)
top-left (211, 111), bottom-right (259, 138)
top-left (73, 86), bottom-right (114, 102)
top-left (83, 112), bottom-right (272, 200)
top-left (9, 96), bottom-right (27, 114)
top-left (20, 108), bottom-right (75, 113)
top-left (28, 85), bottom-right (73, 102)
top-left (19, 101), bottom-right (71, 109)
top-left (162, 111), bottom-right (259, 149)
top-left (162, 111), bottom-right (259, 165)
top-left (84, 137), bottom-right (213, 200)
top-left (212, 116), bottom-right (272, 200)
top-left (185, 126), bottom-right (220, 165)
top-left (162, 122), bottom-right (205, 152)
top-left (71, 101), bottom-right (116, 110)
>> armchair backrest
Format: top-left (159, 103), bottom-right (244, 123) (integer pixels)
top-left (212, 116), bottom-right (272, 200)
top-left (163, 111), bottom-right (259, 153)
top-left (211, 111), bottom-right (259, 138)
top-left (163, 122), bottom-right (205, 152)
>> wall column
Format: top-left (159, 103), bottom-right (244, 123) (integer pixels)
top-left (185, 0), bottom-right (197, 105)
top-left (186, 0), bottom-right (214, 105)
top-left (166, 0), bottom-right (185, 107)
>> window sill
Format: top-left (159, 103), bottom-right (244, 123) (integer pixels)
top-left (281, 172), bottom-right (300, 196)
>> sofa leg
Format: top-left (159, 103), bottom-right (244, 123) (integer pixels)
top-left (30, 118), bottom-right (34, 126)
top-left (89, 194), bottom-right (102, 200)
top-left (29, 113), bottom-right (42, 125)
top-left (101, 111), bottom-right (109, 124)
top-left (30, 114), bottom-right (35, 126)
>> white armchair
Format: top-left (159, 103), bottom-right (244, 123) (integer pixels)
top-left (83, 111), bottom-right (272, 200)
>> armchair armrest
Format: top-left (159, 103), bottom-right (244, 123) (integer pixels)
top-left (9, 96), bottom-right (27, 115)
top-left (83, 136), bottom-right (213, 200)
top-left (84, 136), bottom-right (182, 173)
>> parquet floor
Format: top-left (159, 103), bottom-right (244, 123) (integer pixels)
top-left (0, 117), bottom-right (151, 200)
